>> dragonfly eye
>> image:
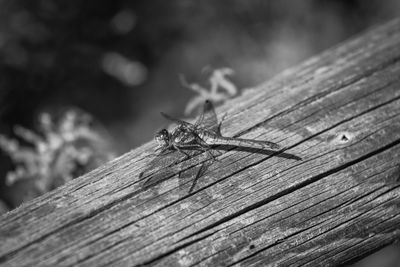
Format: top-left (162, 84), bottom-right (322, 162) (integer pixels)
top-left (155, 129), bottom-right (169, 148)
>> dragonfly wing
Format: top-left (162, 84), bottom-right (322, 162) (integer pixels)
top-left (195, 100), bottom-right (220, 134)
top-left (140, 150), bottom-right (183, 179)
top-left (141, 149), bottom-right (200, 189)
top-left (161, 112), bottom-right (193, 126)
top-left (180, 150), bottom-right (217, 193)
top-left (188, 158), bottom-right (213, 193)
top-left (143, 165), bottom-right (176, 188)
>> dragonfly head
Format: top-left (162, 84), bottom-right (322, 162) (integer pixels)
top-left (155, 129), bottom-right (170, 149)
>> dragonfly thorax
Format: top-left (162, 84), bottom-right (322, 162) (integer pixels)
top-left (155, 129), bottom-right (170, 148)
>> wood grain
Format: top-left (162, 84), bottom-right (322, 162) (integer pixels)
top-left (1, 18), bottom-right (400, 267)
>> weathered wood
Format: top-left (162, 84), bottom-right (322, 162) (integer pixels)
top-left (1, 18), bottom-right (400, 267)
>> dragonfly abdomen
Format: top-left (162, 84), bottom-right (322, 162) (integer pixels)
top-left (203, 134), bottom-right (281, 150)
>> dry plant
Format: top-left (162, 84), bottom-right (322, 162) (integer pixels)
top-left (182, 67), bottom-right (238, 115)
top-left (0, 108), bottom-right (115, 198)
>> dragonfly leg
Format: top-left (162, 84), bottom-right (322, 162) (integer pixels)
top-left (217, 112), bottom-right (228, 136)
top-left (157, 148), bottom-right (173, 156)
top-left (195, 140), bottom-right (220, 161)
top-left (191, 143), bottom-right (220, 162)
top-left (188, 163), bottom-right (202, 193)
top-left (172, 144), bottom-right (191, 159)
top-left (143, 175), bottom-right (154, 187)
top-left (175, 142), bottom-right (221, 162)
top-left (189, 159), bottom-right (211, 193)
top-left (205, 149), bottom-right (221, 162)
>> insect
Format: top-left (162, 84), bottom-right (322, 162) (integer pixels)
top-left (140, 100), bottom-right (281, 192)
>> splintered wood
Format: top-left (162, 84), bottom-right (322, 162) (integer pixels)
top-left (1, 18), bottom-right (400, 267)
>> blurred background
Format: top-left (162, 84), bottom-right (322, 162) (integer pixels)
top-left (0, 0), bottom-right (399, 264)
top-left (1, 0), bottom-right (400, 153)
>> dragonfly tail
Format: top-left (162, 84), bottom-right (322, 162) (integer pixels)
top-left (209, 136), bottom-right (281, 150)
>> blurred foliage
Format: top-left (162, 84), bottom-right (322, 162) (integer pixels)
top-left (0, 108), bottom-right (115, 210)
top-left (182, 67), bottom-right (237, 115)
top-left (1, 0), bottom-right (399, 148)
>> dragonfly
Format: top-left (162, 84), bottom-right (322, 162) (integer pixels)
top-left (140, 100), bottom-right (281, 193)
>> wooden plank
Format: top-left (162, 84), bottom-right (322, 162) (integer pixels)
top-left (1, 18), bottom-right (400, 267)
